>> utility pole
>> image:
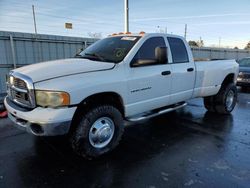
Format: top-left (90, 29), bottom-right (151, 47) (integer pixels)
top-left (184, 24), bottom-right (187, 39)
top-left (32, 5), bottom-right (41, 62)
top-left (219, 37), bottom-right (221, 48)
top-left (124, 0), bottom-right (129, 33)
top-left (165, 26), bottom-right (167, 34)
top-left (199, 36), bottom-right (202, 47)
top-left (32, 5), bottom-right (37, 35)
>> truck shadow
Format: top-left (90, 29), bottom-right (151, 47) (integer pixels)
top-left (15, 108), bottom-right (235, 187)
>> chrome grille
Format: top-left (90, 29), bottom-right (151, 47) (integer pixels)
top-left (13, 78), bottom-right (27, 90)
top-left (10, 89), bottom-right (30, 106)
top-left (6, 72), bottom-right (36, 108)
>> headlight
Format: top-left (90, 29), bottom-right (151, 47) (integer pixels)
top-left (35, 90), bottom-right (70, 107)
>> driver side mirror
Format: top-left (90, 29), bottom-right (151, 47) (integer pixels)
top-left (155, 47), bottom-right (168, 64)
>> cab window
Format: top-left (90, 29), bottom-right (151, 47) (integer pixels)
top-left (168, 37), bottom-right (189, 63)
top-left (131, 37), bottom-right (166, 67)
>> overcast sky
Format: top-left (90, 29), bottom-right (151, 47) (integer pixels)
top-left (0, 0), bottom-right (250, 48)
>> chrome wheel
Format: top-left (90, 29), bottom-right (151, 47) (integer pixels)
top-left (226, 90), bottom-right (235, 110)
top-left (89, 117), bottom-right (115, 149)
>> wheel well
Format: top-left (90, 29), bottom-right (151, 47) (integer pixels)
top-left (222, 73), bottom-right (235, 87)
top-left (69, 92), bottom-right (124, 134)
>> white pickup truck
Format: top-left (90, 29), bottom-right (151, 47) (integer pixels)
top-left (5, 33), bottom-right (239, 159)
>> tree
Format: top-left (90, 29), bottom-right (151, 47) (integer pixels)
top-left (189, 40), bottom-right (204, 47)
top-left (244, 41), bottom-right (250, 50)
top-left (234, 46), bottom-right (239, 49)
top-left (88, 32), bottom-right (102, 39)
top-left (188, 41), bottom-right (199, 47)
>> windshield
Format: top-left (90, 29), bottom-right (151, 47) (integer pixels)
top-left (238, 58), bottom-right (250, 67)
top-left (78, 36), bottom-right (141, 63)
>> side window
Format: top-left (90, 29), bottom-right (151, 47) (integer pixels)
top-left (168, 37), bottom-right (189, 63)
top-left (131, 37), bottom-right (166, 66)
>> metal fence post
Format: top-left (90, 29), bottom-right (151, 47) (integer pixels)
top-left (84, 41), bottom-right (87, 49)
top-left (9, 35), bottom-right (16, 69)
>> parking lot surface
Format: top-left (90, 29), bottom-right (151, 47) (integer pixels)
top-left (0, 91), bottom-right (250, 188)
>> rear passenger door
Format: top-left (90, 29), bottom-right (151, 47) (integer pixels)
top-left (167, 37), bottom-right (196, 104)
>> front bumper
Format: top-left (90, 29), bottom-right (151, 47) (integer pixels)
top-left (4, 97), bottom-right (77, 136)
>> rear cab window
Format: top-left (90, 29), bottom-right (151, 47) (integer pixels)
top-left (167, 37), bottom-right (189, 63)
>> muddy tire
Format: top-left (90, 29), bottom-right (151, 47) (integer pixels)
top-left (70, 105), bottom-right (124, 159)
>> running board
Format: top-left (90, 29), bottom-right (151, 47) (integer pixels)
top-left (127, 102), bottom-right (187, 122)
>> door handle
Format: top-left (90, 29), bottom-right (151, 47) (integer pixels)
top-left (187, 68), bottom-right (194, 72)
top-left (161, 71), bottom-right (171, 76)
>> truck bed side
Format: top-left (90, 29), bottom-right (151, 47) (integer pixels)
top-left (192, 59), bottom-right (239, 98)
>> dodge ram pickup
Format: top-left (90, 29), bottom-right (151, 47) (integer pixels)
top-left (4, 33), bottom-right (239, 159)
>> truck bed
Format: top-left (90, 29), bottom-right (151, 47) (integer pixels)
top-left (192, 59), bottom-right (238, 98)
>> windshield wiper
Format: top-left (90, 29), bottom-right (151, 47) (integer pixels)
top-left (75, 53), bottom-right (115, 63)
top-left (84, 53), bottom-right (106, 61)
top-left (74, 54), bottom-right (83, 58)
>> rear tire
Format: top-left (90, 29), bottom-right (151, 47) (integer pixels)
top-left (204, 83), bottom-right (237, 114)
top-left (70, 105), bottom-right (124, 159)
top-left (214, 83), bottom-right (237, 114)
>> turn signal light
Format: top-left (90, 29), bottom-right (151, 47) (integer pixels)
top-left (110, 31), bottom-right (145, 36)
top-left (139, 31), bottom-right (145, 35)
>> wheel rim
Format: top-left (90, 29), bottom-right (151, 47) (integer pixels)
top-left (89, 117), bottom-right (115, 148)
top-left (226, 90), bottom-right (235, 110)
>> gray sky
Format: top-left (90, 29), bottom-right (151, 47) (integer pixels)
top-left (0, 0), bottom-right (250, 48)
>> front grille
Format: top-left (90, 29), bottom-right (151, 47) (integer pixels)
top-left (7, 72), bottom-right (35, 108)
top-left (10, 89), bottom-right (30, 106)
top-left (13, 78), bottom-right (27, 90)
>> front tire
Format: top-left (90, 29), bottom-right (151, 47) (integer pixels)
top-left (70, 105), bottom-right (124, 159)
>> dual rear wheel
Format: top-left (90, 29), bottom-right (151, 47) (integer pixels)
top-left (204, 83), bottom-right (237, 114)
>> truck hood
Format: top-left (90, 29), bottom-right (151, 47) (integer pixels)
top-left (13, 58), bottom-right (115, 82)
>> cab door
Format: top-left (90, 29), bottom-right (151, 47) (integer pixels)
top-left (167, 37), bottom-right (196, 104)
top-left (126, 36), bottom-right (172, 116)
